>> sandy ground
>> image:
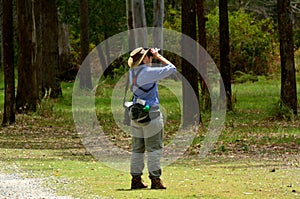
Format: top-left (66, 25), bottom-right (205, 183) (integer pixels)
top-left (0, 172), bottom-right (74, 199)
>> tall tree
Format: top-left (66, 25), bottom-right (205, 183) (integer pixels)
top-left (219, 0), bottom-right (232, 111)
top-left (181, 0), bottom-right (201, 126)
top-left (16, 0), bottom-right (37, 112)
top-left (153, 0), bottom-right (164, 49)
top-left (196, 0), bottom-right (207, 50)
top-left (79, 0), bottom-right (92, 89)
top-left (126, 0), bottom-right (136, 50)
top-left (196, 0), bottom-right (210, 110)
top-left (34, 0), bottom-right (43, 99)
top-left (58, 23), bottom-right (72, 81)
top-left (2, 0), bottom-right (15, 124)
top-left (278, 0), bottom-right (298, 115)
top-left (132, 0), bottom-right (148, 47)
top-left (39, 0), bottom-right (62, 97)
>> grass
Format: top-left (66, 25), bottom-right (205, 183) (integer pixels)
top-left (0, 149), bottom-right (299, 198)
top-left (0, 74), bottom-right (299, 198)
top-left (219, 76), bottom-right (300, 155)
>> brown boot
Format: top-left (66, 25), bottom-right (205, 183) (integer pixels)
top-left (131, 177), bottom-right (148, 189)
top-left (151, 178), bottom-right (166, 189)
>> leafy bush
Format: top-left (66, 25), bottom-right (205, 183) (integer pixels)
top-left (206, 8), bottom-right (278, 77)
top-left (233, 71), bottom-right (258, 83)
top-left (294, 28), bottom-right (300, 50)
top-left (164, 5), bottom-right (181, 31)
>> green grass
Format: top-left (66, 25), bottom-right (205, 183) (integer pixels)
top-left (1, 149), bottom-right (299, 199)
top-left (208, 76), bottom-right (300, 155)
top-left (0, 75), bottom-right (299, 198)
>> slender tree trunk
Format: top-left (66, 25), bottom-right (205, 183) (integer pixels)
top-left (79, 0), bottom-right (92, 89)
top-left (196, 0), bottom-right (210, 111)
top-left (132, 0), bottom-right (148, 47)
top-left (103, 32), bottom-right (112, 77)
top-left (278, 0), bottom-right (298, 115)
top-left (181, 0), bottom-right (201, 126)
top-left (40, 0), bottom-right (62, 98)
top-left (126, 0), bottom-right (136, 50)
top-left (34, 0), bottom-right (43, 100)
top-left (2, 0), bottom-right (15, 124)
top-left (219, 0), bottom-right (232, 111)
top-left (58, 23), bottom-right (72, 81)
top-left (196, 0), bottom-right (206, 50)
top-left (153, 0), bottom-right (164, 49)
top-left (16, 0), bottom-right (37, 112)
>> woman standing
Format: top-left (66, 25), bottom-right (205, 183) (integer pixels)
top-left (128, 47), bottom-right (177, 189)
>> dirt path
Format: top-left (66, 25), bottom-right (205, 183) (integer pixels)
top-left (0, 172), bottom-right (74, 199)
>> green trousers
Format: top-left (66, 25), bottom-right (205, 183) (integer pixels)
top-left (130, 112), bottom-right (164, 179)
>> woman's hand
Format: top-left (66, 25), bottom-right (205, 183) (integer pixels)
top-left (150, 48), bottom-right (173, 66)
top-left (150, 48), bottom-right (161, 59)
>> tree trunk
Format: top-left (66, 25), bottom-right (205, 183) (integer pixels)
top-left (132, 0), bottom-right (148, 47)
top-left (34, 0), bottom-right (43, 100)
top-left (196, 0), bottom-right (206, 50)
top-left (278, 0), bottom-right (298, 115)
top-left (181, 0), bottom-right (201, 127)
top-left (58, 23), bottom-right (73, 81)
top-left (196, 0), bottom-right (210, 111)
top-left (126, 0), bottom-right (136, 50)
top-left (40, 0), bottom-right (62, 98)
top-left (153, 0), bottom-right (164, 49)
top-left (219, 0), bottom-right (232, 111)
top-left (0, 0), bottom-right (3, 71)
top-left (79, 0), bottom-right (92, 89)
top-left (16, 0), bottom-right (37, 112)
top-left (2, 0), bottom-right (15, 124)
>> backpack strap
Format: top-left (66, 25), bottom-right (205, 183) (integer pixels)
top-left (131, 68), bottom-right (155, 93)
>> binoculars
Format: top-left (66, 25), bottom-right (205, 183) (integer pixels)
top-left (147, 48), bottom-right (161, 57)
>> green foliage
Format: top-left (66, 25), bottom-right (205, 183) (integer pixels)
top-left (233, 71), bottom-right (258, 83)
top-left (294, 28), bottom-right (300, 50)
top-left (88, 0), bottom-right (127, 44)
top-left (164, 4), bottom-right (181, 31)
top-left (295, 49), bottom-right (300, 72)
top-left (206, 8), bottom-right (278, 77)
top-left (57, 0), bottom-right (127, 69)
top-left (276, 99), bottom-right (298, 121)
top-left (112, 64), bottom-right (129, 79)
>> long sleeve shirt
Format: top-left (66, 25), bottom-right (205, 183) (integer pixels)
top-left (129, 64), bottom-right (177, 106)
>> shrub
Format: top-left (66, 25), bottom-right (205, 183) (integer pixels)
top-left (206, 8), bottom-right (279, 77)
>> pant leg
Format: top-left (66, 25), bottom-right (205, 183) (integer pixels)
top-left (130, 125), bottom-right (145, 177)
top-left (144, 115), bottom-right (164, 179)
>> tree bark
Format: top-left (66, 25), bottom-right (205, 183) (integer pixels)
top-left (181, 0), bottom-right (201, 126)
top-left (2, 0), bottom-right (15, 124)
top-left (58, 23), bottom-right (72, 81)
top-left (132, 0), bottom-right (147, 47)
top-left (40, 0), bottom-right (62, 98)
top-left (153, 0), bottom-right (164, 49)
top-left (34, 0), bottom-right (43, 100)
top-left (126, 0), bottom-right (136, 50)
top-left (196, 0), bottom-right (207, 50)
top-left (16, 0), bottom-right (37, 112)
top-left (196, 0), bottom-right (210, 111)
top-left (278, 0), bottom-right (298, 115)
top-left (79, 0), bottom-right (92, 89)
top-left (219, 0), bottom-right (232, 111)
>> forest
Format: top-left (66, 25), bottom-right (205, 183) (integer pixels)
top-left (0, 0), bottom-right (300, 198)
top-left (1, 0), bottom-right (299, 122)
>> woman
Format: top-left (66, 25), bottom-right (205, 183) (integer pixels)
top-left (128, 47), bottom-right (177, 189)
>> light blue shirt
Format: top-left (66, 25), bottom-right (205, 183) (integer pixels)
top-left (129, 64), bottom-right (177, 106)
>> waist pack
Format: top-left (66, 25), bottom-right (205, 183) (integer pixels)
top-left (129, 103), bottom-right (151, 123)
